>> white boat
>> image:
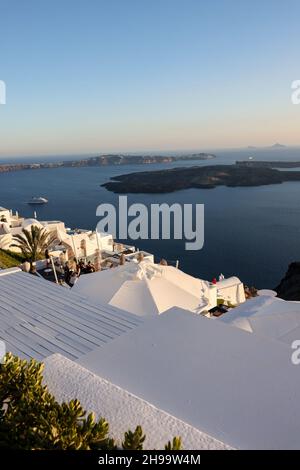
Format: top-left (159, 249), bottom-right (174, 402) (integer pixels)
top-left (27, 197), bottom-right (48, 205)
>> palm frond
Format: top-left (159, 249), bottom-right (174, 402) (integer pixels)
top-left (12, 226), bottom-right (55, 262)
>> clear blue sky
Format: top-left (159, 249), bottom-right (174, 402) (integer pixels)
top-left (0, 0), bottom-right (300, 157)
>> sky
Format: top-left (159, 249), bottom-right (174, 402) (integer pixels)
top-left (0, 0), bottom-right (300, 157)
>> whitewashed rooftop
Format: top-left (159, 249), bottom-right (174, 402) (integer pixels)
top-left (78, 307), bottom-right (300, 450)
top-left (44, 353), bottom-right (232, 450)
top-left (219, 294), bottom-right (300, 344)
top-left (0, 269), bottom-right (142, 361)
top-left (73, 260), bottom-right (216, 316)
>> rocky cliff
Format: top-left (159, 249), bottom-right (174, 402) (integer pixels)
top-left (275, 262), bottom-right (300, 301)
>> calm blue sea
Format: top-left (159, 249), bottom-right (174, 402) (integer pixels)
top-left (1, 147), bottom-right (300, 288)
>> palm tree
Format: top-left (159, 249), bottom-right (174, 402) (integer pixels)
top-left (12, 226), bottom-right (55, 271)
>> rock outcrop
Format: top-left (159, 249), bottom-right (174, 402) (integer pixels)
top-left (275, 262), bottom-right (300, 301)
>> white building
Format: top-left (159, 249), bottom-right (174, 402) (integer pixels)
top-left (0, 206), bottom-right (11, 224)
top-left (215, 276), bottom-right (246, 305)
top-left (0, 208), bottom-right (115, 264)
top-left (0, 268), bottom-right (227, 449)
top-left (76, 307), bottom-right (300, 449)
top-left (0, 207), bottom-right (22, 250)
top-left (56, 228), bottom-right (114, 260)
top-left (1, 268), bottom-right (300, 449)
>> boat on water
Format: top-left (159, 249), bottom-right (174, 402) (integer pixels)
top-left (27, 197), bottom-right (48, 205)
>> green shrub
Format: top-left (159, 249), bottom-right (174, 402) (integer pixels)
top-left (0, 249), bottom-right (25, 269)
top-left (165, 436), bottom-right (182, 450)
top-left (122, 425), bottom-right (146, 450)
top-left (0, 353), bottom-right (181, 450)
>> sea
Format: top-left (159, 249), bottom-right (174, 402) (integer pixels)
top-left (1, 147), bottom-right (300, 289)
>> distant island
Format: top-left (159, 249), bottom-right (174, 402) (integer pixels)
top-left (0, 153), bottom-right (215, 174)
top-left (246, 143), bottom-right (287, 150)
top-left (102, 164), bottom-right (300, 193)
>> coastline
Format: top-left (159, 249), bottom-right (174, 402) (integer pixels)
top-left (0, 153), bottom-right (215, 174)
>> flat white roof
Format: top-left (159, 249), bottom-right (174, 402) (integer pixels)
top-left (44, 353), bottom-right (231, 450)
top-left (78, 307), bottom-right (300, 449)
top-left (0, 270), bottom-right (142, 361)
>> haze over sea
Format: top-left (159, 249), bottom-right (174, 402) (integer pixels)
top-left (1, 146), bottom-right (300, 289)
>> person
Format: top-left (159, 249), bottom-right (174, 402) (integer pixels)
top-left (86, 261), bottom-right (95, 273)
top-left (78, 258), bottom-right (84, 268)
top-left (45, 249), bottom-right (50, 267)
top-left (69, 270), bottom-right (78, 287)
top-left (159, 258), bottom-right (168, 266)
top-left (76, 259), bottom-right (84, 276)
top-left (64, 262), bottom-right (70, 284)
top-left (78, 259), bottom-right (86, 274)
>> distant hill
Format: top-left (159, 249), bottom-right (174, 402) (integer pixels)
top-left (246, 143), bottom-right (287, 150)
top-left (0, 152), bottom-right (216, 174)
top-left (270, 143), bottom-right (287, 149)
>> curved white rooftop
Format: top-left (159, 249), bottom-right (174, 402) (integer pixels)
top-left (73, 260), bottom-right (215, 317)
top-left (219, 294), bottom-right (300, 344)
top-left (22, 218), bottom-right (43, 230)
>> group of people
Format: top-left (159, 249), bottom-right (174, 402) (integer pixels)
top-left (77, 259), bottom-right (96, 274)
top-left (63, 259), bottom-right (96, 287)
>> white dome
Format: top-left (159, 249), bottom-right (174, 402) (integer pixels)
top-left (22, 218), bottom-right (43, 230)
